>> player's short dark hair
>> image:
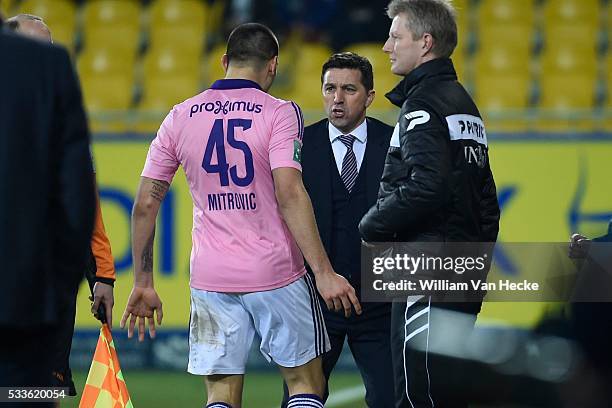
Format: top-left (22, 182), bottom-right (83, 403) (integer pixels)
top-left (321, 52), bottom-right (374, 91)
top-left (226, 23), bottom-right (279, 70)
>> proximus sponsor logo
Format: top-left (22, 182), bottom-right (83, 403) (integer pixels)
top-left (190, 100), bottom-right (263, 117)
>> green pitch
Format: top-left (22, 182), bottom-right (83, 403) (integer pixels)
top-left (62, 370), bottom-right (365, 407)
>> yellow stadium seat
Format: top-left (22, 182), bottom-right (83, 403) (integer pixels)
top-left (204, 44), bottom-right (227, 84)
top-left (540, 44), bottom-right (597, 76)
top-left (285, 43), bottom-right (332, 109)
top-left (370, 71), bottom-right (401, 111)
top-left (1, 0), bottom-right (17, 16)
top-left (81, 74), bottom-right (133, 132)
top-left (605, 52), bottom-right (612, 81)
top-left (604, 80), bottom-right (612, 131)
top-left (543, 24), bottom-right (598, 48)
top-left (478, 0), bottom-right (535, 25)
top-left (49, 24), bottom-right (75, 51)
top-left (478, 23), bottom-right (533, 52)
top-left (17, 0), bottom-right (76, 48)
top-left (148, 0), bottom-right (206, 27)
top-left (537, 75), bottom-right (596, 131)
top-left (452, 47), bottom-right (466, 81)
top-left (82, 25), bottom-right (140, 55)
top-left (293, 43), bottom-right (333, 77)
top-left (454, 0), bottom-right (469, 50)
top-left (474, 74), bottom-right (530, 132)
top-left (343, 43), bottom-right (388, 73)
top-left (82, 0), bottom-right (140, 28)
top-left (540, 75), bottom-right (596, 110)
top-left (286, 78), bottom-right (324, 111)
top-left (140, 76), bottom-right (200, 109)
top-left (78, 48), bottom-right (135, 78)
top-left (17, 0), bottom-right (76, 26)
top-left (143, 46), bottom-right (201, 80)
top-left (149, 25), bottom-right (205, 54)
top-left (474, 46), bottom-right (530, 77)
top-left (135, 76), bottom-right (201, 133)
top-left (543, 0), bottom-right (599, 25)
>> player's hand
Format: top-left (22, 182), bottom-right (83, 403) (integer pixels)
top-left (91, 282), bottom-right (114, 329)
top-left (120, 286), bottom-right (163, 342)
top-left (569, 233), bottom-right (591, 259)
top-left (315, 272), bottom-right (362, 317)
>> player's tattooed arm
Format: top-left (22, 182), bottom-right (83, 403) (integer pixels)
top-left (131, 177), bottom-right (169, 282)
top-left (150, 180), bottom-right (169, 202)
top-left (141, 228), bottom-right (155, 273)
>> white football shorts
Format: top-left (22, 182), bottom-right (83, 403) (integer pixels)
top-left (187, 274), bottom-right (330, 375)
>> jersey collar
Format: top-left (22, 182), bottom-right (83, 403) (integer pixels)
top-left (210, 79), bottom-right (262, 91)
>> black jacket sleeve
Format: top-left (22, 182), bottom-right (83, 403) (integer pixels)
top-left (53, 46), bottom-right (96, 278)
top-left (479, 159), bottom-right (500, 242)
top-left (359, 102), bottom-right (450, 241)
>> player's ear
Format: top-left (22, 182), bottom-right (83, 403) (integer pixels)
top-left (268, 56), bottom-right (278, 76)
top-left (222, 54), bottom-right (229, 73)
top-left (365, 89), bottom-right (375, 108)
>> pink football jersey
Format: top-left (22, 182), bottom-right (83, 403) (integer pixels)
top-left (142, 79), bottom-right (306, 292)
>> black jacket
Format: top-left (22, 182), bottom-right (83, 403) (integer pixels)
top-left (303, 117), bottom-right (392, 252)
top-left (0, 28), bottom-right (95, 327)
top-left (359, 58), bottom-right (500, 243)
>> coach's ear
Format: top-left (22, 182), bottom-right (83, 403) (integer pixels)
top-left (222, 54), bottom-right (229, 73)
top-left (365, 89), bottom-right (375, 109)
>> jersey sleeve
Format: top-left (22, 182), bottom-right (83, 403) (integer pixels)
top-left (141, 108), bottom-right (180, 182)
top-left (269, 101), bottom-right (303, 171)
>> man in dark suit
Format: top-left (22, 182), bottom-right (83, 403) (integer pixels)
top-left (282, 52), bottom-right (394, 407)
top-left (0, 16), bottom-right (95, 396)
top-left (7, 12), bottom-right (117, 398)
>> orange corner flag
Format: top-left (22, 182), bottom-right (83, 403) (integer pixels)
top-left (79, 324), bottom-right (134, 408)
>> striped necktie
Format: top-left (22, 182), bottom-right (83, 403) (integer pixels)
top-left (339, 134), bottom-right (358, 193)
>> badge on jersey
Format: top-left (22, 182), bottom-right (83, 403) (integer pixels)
top-left (293, 140), bottom-right (302, 163)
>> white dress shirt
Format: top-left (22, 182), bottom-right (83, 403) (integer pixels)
top-left (328, 119), bottom-right (368, 174)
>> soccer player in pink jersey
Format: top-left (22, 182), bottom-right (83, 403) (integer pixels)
top-left (121, 23), bottom-right (362, 408)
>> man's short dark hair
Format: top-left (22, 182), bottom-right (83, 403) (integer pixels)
top-left (321, 52), bottom-right (374, 91)
top-left (226, 23), bottom-right (279, 70)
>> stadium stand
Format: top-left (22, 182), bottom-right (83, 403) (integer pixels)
top-left (204, 43), bottom-right (227, 86)
top-left (81, 0), bottom-right (141, 54)
top-left (6, 0), bottom-right (608, 133)
top-left (543, 0), bottom-right (600, 25)
top-left (284, 42), bottom-right (331, 110)
top-left (147, 0), bottom-right (207, 54)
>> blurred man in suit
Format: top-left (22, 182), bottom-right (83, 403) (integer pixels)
top-left (0, 14), bottom-right (95, 401)
top-left (6, 12), bottom-right (116, 397)
top-left (282, 52), bottom-right (394, 407)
